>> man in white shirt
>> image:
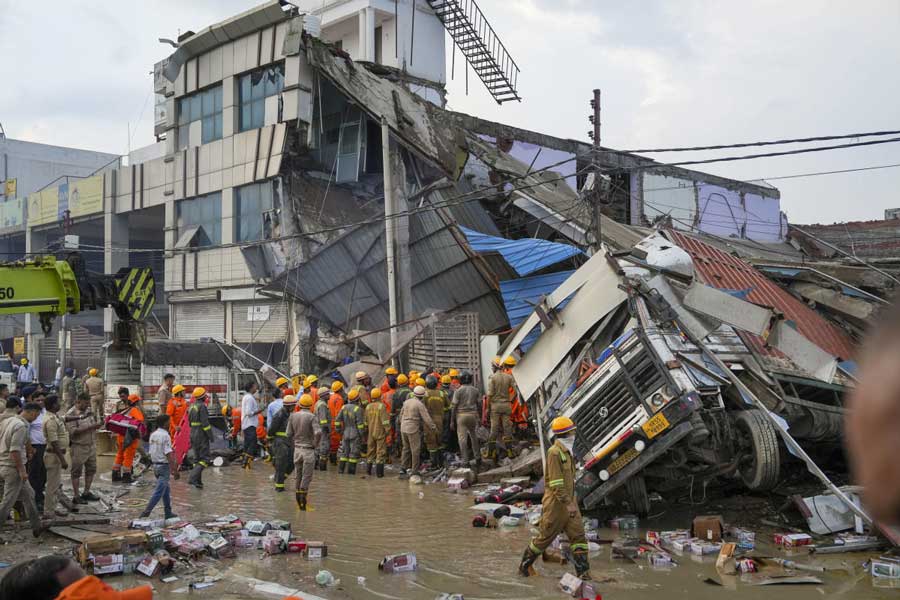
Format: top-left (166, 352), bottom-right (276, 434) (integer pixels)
top-left (139, 414), bottom-right (179, 519)
top-left (26, 395), bottom-right (47, 512)
top-left (16, 359), bottom-right (35, 386)
top-left (240, 382), bottom-right (260, 469)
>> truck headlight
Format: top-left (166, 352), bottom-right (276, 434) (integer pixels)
top-left (599, 470), bottom-right (610, 481)
top-left (634, 440), bottom-right (646, 452)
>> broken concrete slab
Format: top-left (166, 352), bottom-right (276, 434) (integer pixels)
top-left (477, 448), bottom-right (542, 483)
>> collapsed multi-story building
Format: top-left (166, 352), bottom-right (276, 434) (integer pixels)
top-left (6, 0), bottom-right (795, 381)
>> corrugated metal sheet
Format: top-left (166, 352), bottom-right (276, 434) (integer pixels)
top-left (232, 300), bottom-right (289, 344)
top-left (445, 180), bottom-right (503, 236)
top-left (267, 203), bottom-right (508, 334)
top-left (499, 271), bottom-right (574, 351)
top-left (666, 229), bottom-right (855, 360)
top-left (459, 226), bottom-right (582, 276)
top-left (174, 301), bottom-right (225, 340)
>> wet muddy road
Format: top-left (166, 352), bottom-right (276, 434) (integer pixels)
top-left (1, 457), bottom-right (895, 599)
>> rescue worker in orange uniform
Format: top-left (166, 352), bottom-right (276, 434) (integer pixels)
top-left (380, 367), bottom-right (398, 395)
top-left (518, 416), bottom-right (592, 580)
top-left (365, 388), bottom-right (390, 477)
top-left (327, 381), bottom-right (344, 464)
top-left (301, 375), bottom-right (319, 411)
top-left (166, 385), bottom-right (188, 438)
top-left (407, 372), bottom-right (419, 391)
top-left (112, 394), bottom-right (144, 483)
top-left (381, 378), bottom-right (396, 455)
top-left (504, 356), bottom-right (529, 434)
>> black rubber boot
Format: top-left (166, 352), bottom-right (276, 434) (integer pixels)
top-left (111, 470), bottom-right (121, 483)
top-left (189, 465), bottom-right (204, 489)
top-left (571, 552), bottom-right (593, 580)
top-left (518, 547), bottom-right (540, 577)
top-left (338, 460), bottom-right (346, 474)
top-left (348, 462), bottom-right (357, 476)
top-left (296, 490), bottom-right (307, 511)
top-left (329, 452), bottom-right (337, 465)
top-left (429, 451), bottom-right (439, 467)
top-left (486, 442), bottom-right (497, 461)
top-left (376, 463), bottom-right (385, 478)
top-left (121, 472), bottom-right (133, 484)
top-left (320, 457), bottom-right (328, 471)
top-left (366, 463), bottom-right (373, 476)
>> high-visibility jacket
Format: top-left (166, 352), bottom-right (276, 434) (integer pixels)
top-left (365, 400), bottom-right (390, 439)
top-left (327, 393), bottom-right (344, 452)
top-left (166, 396), bottom-right (187, 437)
top-left (505, 368), bottom-right (529, 428)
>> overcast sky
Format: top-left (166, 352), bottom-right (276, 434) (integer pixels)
top-left (1, 0), bottom-right (898, 224)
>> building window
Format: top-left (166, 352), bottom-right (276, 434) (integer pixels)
top-left (235, 181), bottom-right (276, 242)
top-left (176, 192), bottom-right (222, 247)
top-left (177, 85), bottom-right (223, 150)
top-left (238, 63), bottom-right (285, 132)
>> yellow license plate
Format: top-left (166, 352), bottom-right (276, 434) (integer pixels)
top-left (642, 412), bottom-right (670, 439)
top-left (607, 448), bottom-right (639, 475)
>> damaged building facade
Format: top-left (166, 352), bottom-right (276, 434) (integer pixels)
top-left (13, 1), bottom-right (822, 388)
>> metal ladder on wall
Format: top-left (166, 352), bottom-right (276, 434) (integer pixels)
top-left (426, 0), bottom-right (521, 104)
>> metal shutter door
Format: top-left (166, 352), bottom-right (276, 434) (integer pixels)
top-left (232, 300), bottom-right (289, 344)
top-left (174, 301), bottom-right (224, 340)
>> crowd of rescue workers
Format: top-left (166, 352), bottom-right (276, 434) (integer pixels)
top-left (0, 354), bottom-right (593, 582)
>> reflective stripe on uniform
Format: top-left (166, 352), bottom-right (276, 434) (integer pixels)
top-left (275, 483), bottom-right (285, 488)
top-left (529, 541), bottom-right (541, 555)
top-left (339, 457), bottom-right (348, 462)
top-left (319, 420), bottom-right (329, 424)
top-left (202, 426), bottom-right (211, 431)
top-left (348, 458), bottom-right (358, 463)
top-left (190, 422), bottom-right (201, 426)
top-left (548, 479), bottom-right (565, 487)
top-left (276, 431), bottom-right (287, 437)
top-left (199, 461), bottom-right (208, 467)
top-left (570, 543), bottom-right (589, 551)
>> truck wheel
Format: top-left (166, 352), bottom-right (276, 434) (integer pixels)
top-left (624, 474), bottom-right (651, 517)
top-left (733, 410), bottom-right (780, 491)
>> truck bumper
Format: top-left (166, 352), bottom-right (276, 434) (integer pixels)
top-left (582, 421), bottom-right (694, 510)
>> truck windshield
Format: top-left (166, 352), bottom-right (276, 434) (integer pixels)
top-left (0, 359), bottom-right (13, 373)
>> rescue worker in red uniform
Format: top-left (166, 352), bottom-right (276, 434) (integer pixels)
top-left (112, 394), bottom-right (144, 483)
top-left (518, 416), bottom-right (592, 580)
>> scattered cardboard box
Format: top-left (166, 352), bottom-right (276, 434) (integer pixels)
top-left (692, 515), bottom-right (724, 542)
top-left (379, 553), bottom-right (417, 573)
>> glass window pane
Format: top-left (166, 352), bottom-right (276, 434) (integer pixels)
top-left (214, 86), bottom-right (223, 112)
top-left (178, 99), bottom-right (188, 125)
top-left (189, 95), bottom-right (201, 121)
top-left (239, 74), bottom-right (251, 104)
top-left (240, 103), bottom-right (252, 131)
top-left (340, 124), bottom-right (359, 154)
top-left (251, 71), bottom-right (266, 99)
top-left (260, 182), bottom-right (273, 211)
top-left (213, 116), bottom-right (222, 140)
top-left (251, 100), bottom-right (264, 129)
top-left (201, 89), bottom-right (214, 117)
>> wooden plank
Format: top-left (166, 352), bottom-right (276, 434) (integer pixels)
top-left (48, 526), bottom-right (97, 543)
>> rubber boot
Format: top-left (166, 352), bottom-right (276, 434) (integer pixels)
top-left (571, 552), bottom-right (593, 581)
top-left (366, 462), bottom-right (373, 476)
top-left (121, 471), bottom-right (133, 484)
top-left (111, 470), bottom-right (121, 483)
top-left (189, 465), bottom-right (204, 489)
top-left (296, 490), bottom-right (307, 511)
top-left (329, 452), bottom-right (337, 465)
top-left (348, 462), bottom-right (357, 476)
top-left (518, 547), bottom-right (540, 577)
top-left (506, 447), bottom-right (515, 459)
top-left (338, 460), bottom-right (346, 474)
top-left (487, 442), bottom-right (497, 461)
top-left (243, 454), bottom-right (253, 470)
top-left (376, 463), bottom-right (385, 478)
top-left (429, 451), bottom-right (439, 468)
top-left (319, 457), bottom-right (328, 471)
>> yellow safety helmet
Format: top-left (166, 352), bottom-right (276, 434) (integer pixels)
top-left (305, 375), bottom-right (318, 387)
top-left (355, 370), bottom-right (368, 382)
top-left (283, 394), bottom-right (298, 405)
top-left (88, 368), bottom-right (98, 376)
top-left (348, 388), bottom-right (360, 401)
top-left (172, 384), bottom-right (185, 395)
top-left (551, 416), bottom-right (576, 436)
top-left (331, 380), bottom-right (344, 392)
top-left (415, 377), bottom-right (426, 387)
top-left (299, 394), bottom-right (314, 407)
top-left (385, 367), bottom-right (398, 376)
top-left (504, 356), bottom-right (517, 367)
top-left (396, 374), bottom-right (408, 385)
top-left (448, 368), bottom-right (460, 377)
top-left (408, 370), bottom-right (419, 380)
top-left (491, 356), bottom-right (501, 367)
top-left (441, 375), bottom-right (451, 384)
top-left (371, 388), bottom-right (382, 399)
top-left (192, 387), bottom-right (207, 399)
top-left (275, 377), bottom-right (290, 388)
top-left (20, 358), bottom-right (28, 365)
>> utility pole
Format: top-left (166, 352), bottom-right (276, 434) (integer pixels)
top-left (589, 89), bottom-right (603, 252)
top-left (381, 117), bottom-right (400, 367)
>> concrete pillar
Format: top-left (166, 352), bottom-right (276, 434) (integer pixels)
top-left (24, 227), bottom-right (47, 370)
top-left (365, 7), bottom-right (376, 62)
top-left (104, 209), bottom-right (129, 336)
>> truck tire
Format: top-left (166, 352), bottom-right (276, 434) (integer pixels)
top-left (624, 474), bottom-right (651, 517)
top-left (733, 410), bottom-right (780, 491)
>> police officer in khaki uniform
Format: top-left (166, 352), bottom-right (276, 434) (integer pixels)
top-left (364, 388), bottom-right (390, 478)
top-left (450, 371), bottom-right (481, 466)
top-left (518, 416), bottom-right (591, 580)
top-left (398, 386), bottom-right (437, 478)
top-left (286, 393), bottom-right (320, 510)
top-left (84, 369), bottom-right (105, 418)
top-left (487, 357), bottom-right (515, 460)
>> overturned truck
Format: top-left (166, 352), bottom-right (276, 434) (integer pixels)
top-left (502, 231), bottom-right (855, 515)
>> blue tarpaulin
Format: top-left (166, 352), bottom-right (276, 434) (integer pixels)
top-left (499, 271), bottom-right (574, 351)
top-left (460, 226), bottom-right (583, 276)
